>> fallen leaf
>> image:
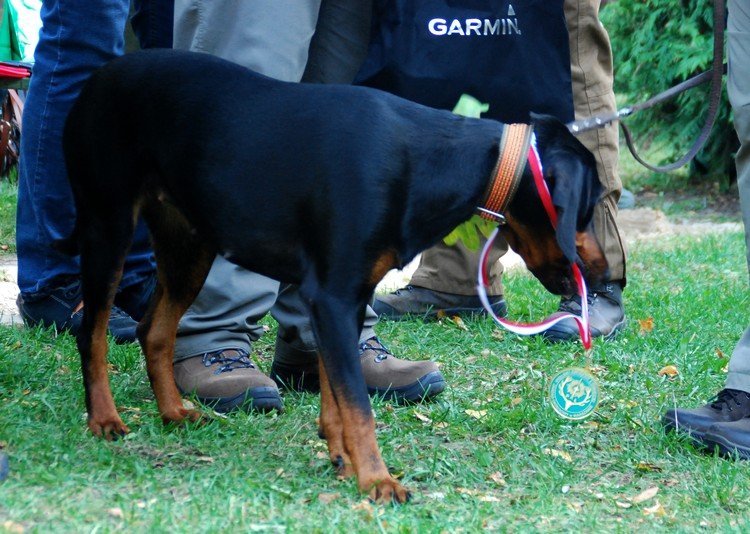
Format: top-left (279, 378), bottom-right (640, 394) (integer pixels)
top-left (638, 317), bottom-right (654, 334)
top-left (318, 492), bottom-right (340, 504)
top-left (657, 365), bottom-right (679, 377)
top-left (479, 495), bottom-right (502, 502)
top-left (643, 500), bottom-right (666, 516)
top-left (489, 472), bottom-right (507, 486)
top-left (451, 315), bottom-right (469, 331)
top-left (315, 451), bottom-right (328, 460)
top-left (351, 500), bottom-right (374, 519)
top-left (491, 329), bottom-right (504, 340)
top-left (413, 410), bottom-right (432, 424)
top-left (636, 461), bottom-right (662, 472)
top-left (434, 421), bottom-right (448, 429)
top-left (543, 448), bottom-right (573, 462)
top-left (480, 349), bottom-right (492, 357)
top-left (0, 244), bottom-right (8, 251)
top-left (3, 521), bottom-right (24, 533)
top-left (426, 491), bottom-right (446, 500)
top-left (457, 487), bottom-right (482, 496)
top-left (510, 397), bottom-right (523, 407)
top-left (632, 486), bottom-right (659, 504)
top-left (616, 501), bottom-right (632, 509)
top-left (715, 348), bottom-right (726, 359)
top-left (465, 409), bottom-right (487, 419)
top-left (107, 508), bottom-right (124, 519)
top-left (436, 310), bottom-right (447, 320)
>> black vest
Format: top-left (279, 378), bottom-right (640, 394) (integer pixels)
top-left (355, 0), bottom-right (574, 123)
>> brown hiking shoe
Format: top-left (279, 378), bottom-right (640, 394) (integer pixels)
top-left (174, 349), bottom-right (282, 413)
top-left (359, 337), bottom-right (446, 402)
top-left (373, 285), bottom-right (507, 321)
top-left (271, 336), bottom-right (446, 403)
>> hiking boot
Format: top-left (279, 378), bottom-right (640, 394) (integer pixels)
top-left (662, 388), bottom-right (750, 447)
top-left (542, 281), bottom-right (625, 343)
top-left (373, 285), bottom-right (507, 320)
top-left (271, 336), bottom-right (447, 403)
top-left (703, 417), bottom-right (750, 459)
top-left (174, 349), bottom-right (282, 413)
top-left (115, 272), bottom-right (157, 321)
top-left (16, 279), bottom-right (138, 344)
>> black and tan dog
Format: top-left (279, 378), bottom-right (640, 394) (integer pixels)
top-left (59, 49), bottom-right (608, 503)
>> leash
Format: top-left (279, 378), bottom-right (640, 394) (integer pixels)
top-left (476, 134), bottom-right (592, 351)
top-left (567, 0), bottom-right (726, 173)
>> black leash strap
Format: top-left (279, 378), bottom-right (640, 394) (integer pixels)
top-left (567, 0), bottom-right (727, 173)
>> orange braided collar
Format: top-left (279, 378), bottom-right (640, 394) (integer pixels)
top-left (478, 123), bottom-right (533, 222)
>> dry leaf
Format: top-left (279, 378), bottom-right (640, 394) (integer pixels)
top-left (465, 409), bottom-right (487, 419)
top-left (3, 521), bottom-right (24, 533)
top-left (434, 421), bottom-right (448, 429)
top-left (643, 501), bottom-right (666, 516)
top-left (638, 317), bottom-right (654, 334)
top-left (632, 486), bottom-right (659, 504)
top-left (715, 348), bottom-right (726, 359)
top-left (543, 448), bottom-right (573, 462)
top-left (436, 310), bottom-right (447, 320)
top-left (351, 500), bottom-right (374, 518)
top-left (318, 492), bottom-right (340, 504)
top-left (107, 508), bottom-right (124, 519)
top-left (489, 472), bottom-right (507, 486)
top-left (0, 244), bottom-right (8, 251)
top-left (315, 451), bottom-right (328, 460)
top-left (491, 329), bottom-right (504, 340)
top-left (451, 315), bottom-right (469, 331)
top-left (426, 491), bottom-right (446, 500)
top-left (615, 501), bottom-right (632, 509)
top-left (636, 461), bottom-right (662, 472)
top-left (657, 365), bottom-right (679, 377)
top-left (413, 411), bottom-right (432, 424)
top-left (510, 397), bottom-right (523, 407)
top-left (457, 487), bottom-right (482, 496)
top-left (479, 495), bottom-right (502, 502)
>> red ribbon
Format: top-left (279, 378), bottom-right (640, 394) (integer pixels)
top-left (476, 138), bottom-right (592, 350)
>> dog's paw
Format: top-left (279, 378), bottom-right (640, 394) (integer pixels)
top-left (331, 454), bottom-right (354, 480)
top-left (364, 477), bottom-right (412, 505)
top-left (88, 416), bottom-right (130, 440)
top-left (160, 407), bottom-right (205, 426)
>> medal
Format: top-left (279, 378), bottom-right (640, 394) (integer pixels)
top-left (548, 366), bottom-right (599, 420)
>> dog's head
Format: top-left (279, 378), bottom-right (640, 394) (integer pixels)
top-left (500, 114), bottom-right (609, 295)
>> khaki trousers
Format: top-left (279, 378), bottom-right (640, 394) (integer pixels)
top-left (409, 0), bottom-right (626, 296)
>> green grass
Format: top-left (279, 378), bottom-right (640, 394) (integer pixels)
top-left (0, 177), bottom-right (17, 253)
top-left (2, 230), bottom-right (750, 531)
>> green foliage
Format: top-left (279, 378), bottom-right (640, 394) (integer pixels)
top-left (602, 0), bottom-right (735, 183)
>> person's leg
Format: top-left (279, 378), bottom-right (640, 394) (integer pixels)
top-left (543, 0), bottom-right (627, 342)
top-left (663, 0), bottom-right (750, 451)
top-left (373, 237), bottom-right (508, 319)
top-left (16, 0), bottom-right (152, 342)
top-left (131, 0), bottom-right (174, 50)
top-left (271, 0), bottom-right (446, 402)
top-left (170, 0), bottom-right (324, 411)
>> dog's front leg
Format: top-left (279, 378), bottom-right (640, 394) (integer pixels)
top-left (310, 295), bottom-right (411, 504)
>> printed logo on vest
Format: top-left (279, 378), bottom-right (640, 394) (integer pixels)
top-left (427, 4), bottom-right (520, 37)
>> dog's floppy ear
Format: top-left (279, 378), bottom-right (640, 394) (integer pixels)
top-left (530, 113), bottom-right (601, 264)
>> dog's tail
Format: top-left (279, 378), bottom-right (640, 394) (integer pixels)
top-left (53, 226), bottom-right (80, 256)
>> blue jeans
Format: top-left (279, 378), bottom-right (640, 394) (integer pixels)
top-left (16, 0), bottom-right (171, 297)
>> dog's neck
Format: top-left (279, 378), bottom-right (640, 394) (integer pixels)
top-left (477, 123), bottom-right (533, 223)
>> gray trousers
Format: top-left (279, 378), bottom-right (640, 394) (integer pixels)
top-left (171, 0), bottom-right (376, 361)
top-left (725, 0), bottom-right (750, 392)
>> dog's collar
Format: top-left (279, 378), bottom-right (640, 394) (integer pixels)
top-left (477, 123), bottom-right (533, 224)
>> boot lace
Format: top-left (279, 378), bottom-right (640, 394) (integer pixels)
top-left (710, 388), bottom-right (750, 412)
top-left (558, 283), bottom-right (615, 313)
top-left (359, 338), bottom-right (390, 363)
top-left (202, 348), bottom-right (255, 374)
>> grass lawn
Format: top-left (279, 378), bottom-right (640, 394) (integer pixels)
top-left (1, 180), bottom-right (750, 531)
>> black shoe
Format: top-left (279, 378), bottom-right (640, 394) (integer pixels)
top-left (662, 388), bottom-right (750, 447)
top-left (542, 281), bottom-right (625, 343)
top-left (16, 279), bottom-right (138, 344)
top-left (373, 285), bottom-right (507, 320)
top-left (703, 417), bottom-right (750, 459)
top-left (271, 336), bottom-right (447, 403)
top-left (115, 272), bottom-right (157, 321)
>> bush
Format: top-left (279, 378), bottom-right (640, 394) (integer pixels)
top-left (601, 0), bottom-right (736, 185)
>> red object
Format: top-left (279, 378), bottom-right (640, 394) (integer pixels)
top-left (0, 64), bottom-right (31, 79)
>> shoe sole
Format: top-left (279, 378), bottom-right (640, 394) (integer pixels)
top-left (702, 432), bottom-right (750, 460)
top-left (368, 371), bottom-right (447, 404)
top-left (661, 415), bottom-right (711, 449)
top-left (376, 303), bottom-right (507, 322)
top-left (192, 386), bottom-right (283, 413)
top-left (542, 317), bottom-right (627, 343)
top-left (272, 364), bottom-right (447, 403)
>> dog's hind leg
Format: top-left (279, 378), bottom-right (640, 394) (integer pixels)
top-left (138, 198), bottom-right (216, 425)
top-left (77, 206), bottom-right (137, 439)
top-left (308, 292), bottom-right (411, 504)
